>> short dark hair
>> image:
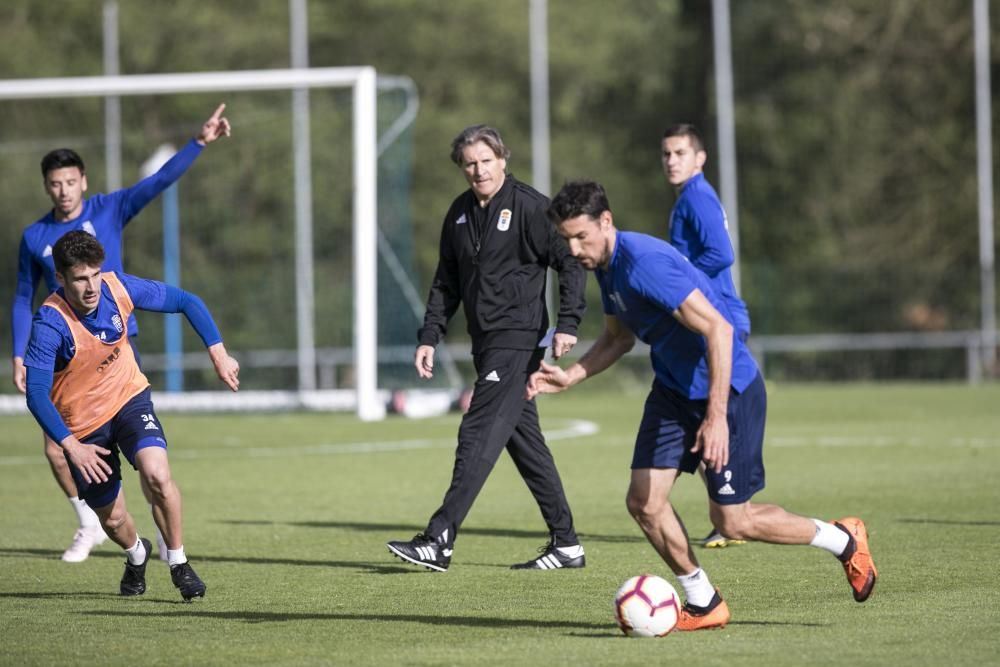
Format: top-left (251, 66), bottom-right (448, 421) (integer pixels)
top-left (449, 125), bottom-right (511, 166)
top-left (547, 180), bottom-right (611, 224)
top-left (53, 231), bottom-right (104, 275)
top-left (41, 148), bottom-right (85, 178)
top-left (662, 124), bottom-right (706, 153)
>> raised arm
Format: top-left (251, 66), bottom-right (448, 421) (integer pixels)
top-left (119, 104), bottom-right (231, 222)
top-left (122, 273), bottom-right (239, 391)
top-left (671, 288), bottom-right (734, 472)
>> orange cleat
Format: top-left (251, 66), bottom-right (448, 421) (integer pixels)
top-left (676, 589), bottom-right (731, 631)
top-left (834, 517), bottom-right (877, 602)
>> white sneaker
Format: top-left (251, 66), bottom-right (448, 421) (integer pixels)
top-left (61, 525), bottom-right (108, 562)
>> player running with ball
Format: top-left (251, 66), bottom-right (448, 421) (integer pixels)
top-left (531, 180), bottom-right (877, 630)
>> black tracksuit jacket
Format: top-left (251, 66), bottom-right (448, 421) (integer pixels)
top-left (418, 174), bottom-right (586, 354)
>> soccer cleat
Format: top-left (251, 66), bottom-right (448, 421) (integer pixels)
top-left (170, 561), bottom-right (207, 601)
top-left (61, 525), bottom-right (108, 563)
top-left (676, 589), bottom-right (731, 631)
top-left (120, 538), bottom-right (152, 596)
top-left (510, 540), bottom-right (586, 570)
top-left (386, 533), bottom-right (451, 572)
top-left (700, 529), bottom-right (746, 549)
top-left (834, 517), bottom-right (877, 602)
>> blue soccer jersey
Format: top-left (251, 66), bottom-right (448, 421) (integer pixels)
top-left (669, 172), bottom-right (751, 337)
top-left (10, 139), bottom-right (205, 358)
top-left (595, 231), bottom-right (759, 399)
top-left (23, 271), bottom-right (222, 443)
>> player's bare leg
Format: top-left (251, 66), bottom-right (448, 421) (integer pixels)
top-left (627, 468), bottom-right (730, 630)
top-left (711, 501), bottom-right (877, 602)
top-left (139, 475), bottom-right (169, 560)
top-left (135, 447), bottom-right (205, 601)
top-left (135, 447), bottom-right (183, 550)
top-left (92, 491), bottom-right (151, 596)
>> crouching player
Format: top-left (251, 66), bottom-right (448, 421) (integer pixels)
top-left (23, 231), bottom-right (240, 601)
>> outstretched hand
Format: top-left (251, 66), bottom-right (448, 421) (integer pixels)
top-left (197, 103), bottom-right (231, 145)
top-left (525, 360), bottom-right (572, 400)
top-left (208, 343), bottom-right (240, 391)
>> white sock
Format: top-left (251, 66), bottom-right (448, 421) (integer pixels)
top-left (557, 545), bottom-right (584, 558)
top-left (676, 567), bottom-right (716, 608)
top-left (167, 546), bottom-right (188, 567)
top-left (810, 519), bottom-right (850, 556)
top-left (69, 496), bottom-right (100, 529)
top-left (126, 536), bottom-right (147, 565)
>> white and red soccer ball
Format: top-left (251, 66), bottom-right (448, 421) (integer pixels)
top-left (614, 574), bottom-right (681, 637)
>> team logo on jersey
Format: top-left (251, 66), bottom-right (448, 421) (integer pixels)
top-left (43, 245), bottom-right (53, 258)
top-left (112, 314), bottom-right (124, 333)
top-left (456, 213), bottom-right (467, 225)
top-left (497, 209), bottom-right (512, 231)
top-left (82, 221), bottom-right (96, 236)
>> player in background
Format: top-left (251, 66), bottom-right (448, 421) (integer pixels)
top-left (386, 125), bottom-right (588, 572)
top-left (23, 231), bottom-right (240, 600)
top-left (533, 180), bottom-right (877, 630)
top-left (10, 104), bottom-right (231, 562)
top-left (662, 123), bottom-right (750, 548)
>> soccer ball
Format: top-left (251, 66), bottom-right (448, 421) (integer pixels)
top-left (614, 575), bottom-right (681, 637)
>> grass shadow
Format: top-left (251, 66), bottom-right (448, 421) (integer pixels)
top-left (217, 518), bottom-right (646, 544)
top-left (77, 608), bottom-right (614, 631)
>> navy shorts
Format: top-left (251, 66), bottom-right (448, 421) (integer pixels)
top-left (632, 372), bottom-right (767, 505)
top-left (66, 388), bottom-right (167, 509)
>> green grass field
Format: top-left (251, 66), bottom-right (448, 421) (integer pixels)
top-left (1, 382), bottom-right (998, 666)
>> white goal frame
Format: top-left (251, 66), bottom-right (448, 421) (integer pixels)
top-left (0, 67), bottom-right (384, 421)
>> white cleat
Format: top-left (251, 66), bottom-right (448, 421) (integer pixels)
top-left (61, 525), bottom-right (108, 563)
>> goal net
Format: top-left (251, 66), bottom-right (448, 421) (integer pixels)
top-left (0, 68), bottom-right (456, 421)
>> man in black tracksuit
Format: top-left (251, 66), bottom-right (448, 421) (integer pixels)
top-left (387, 125), bottom-right (587, 572)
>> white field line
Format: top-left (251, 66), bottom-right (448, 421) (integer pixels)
top-left (2, 422), bottom-right (995, 466)
top-left (0, 419), bottom-right (600, 466)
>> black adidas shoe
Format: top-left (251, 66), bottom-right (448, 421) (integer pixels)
top-left (386, 533), bottom-right (451, 572)
top-left (170, 561), bottom-right (207, 601)
top-left (120, 537), bottom-right (152, 596)
top-left (510, 540), bottom-right (586, 570)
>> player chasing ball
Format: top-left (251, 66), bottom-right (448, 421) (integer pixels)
top-left (531, 180), bottom-right (877, 630)
top-left (23, 231), bottom-right (240, 601)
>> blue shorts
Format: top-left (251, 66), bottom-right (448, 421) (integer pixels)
top-left (66, 388), bottom-right (168, 509)
top-left (632, 372), bottom-right (767, 505)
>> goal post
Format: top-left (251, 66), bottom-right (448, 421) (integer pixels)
top-left (0, 67), bottom-right (384, 421)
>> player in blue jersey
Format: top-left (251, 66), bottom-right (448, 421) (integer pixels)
top-left (663, 123), bottom-right (751, 548)
top-left (532, 180), bottom-right (877, 630)
top-left (24, 231), bottom-right (240, 600)
top-left (10, 104), bottom-right (231, 562)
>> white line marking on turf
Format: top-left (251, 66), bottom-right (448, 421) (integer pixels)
top-left (0, 418), bottom-right (601, 465)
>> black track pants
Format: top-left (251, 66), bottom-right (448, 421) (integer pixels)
top-left (426, 347), bottom-right (579, 549)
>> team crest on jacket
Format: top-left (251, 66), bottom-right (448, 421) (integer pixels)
top-left (497, 209), bottom-right (512, 231)
top-left (112, 313), bottom-right (124, 333)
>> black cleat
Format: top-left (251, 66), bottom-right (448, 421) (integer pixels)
top-left (510, 540), bottom-right (586, 570)
top-left (170, 561), bottom-right (207, 601)
top-left (120, 537), bottom-right (152, 596)
top-left (386, 533), bottom-right (451, 572)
